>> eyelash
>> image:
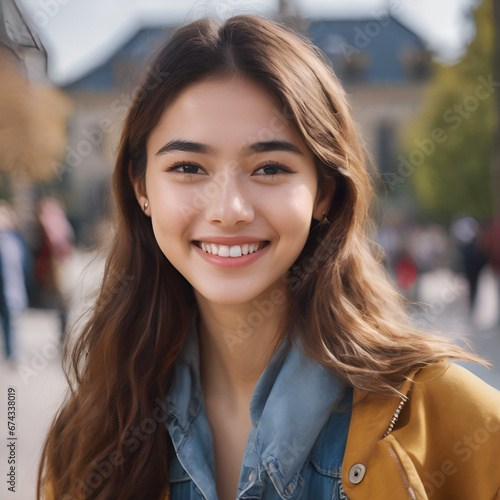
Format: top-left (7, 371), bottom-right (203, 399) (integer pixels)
top-left (165, 160), bottom-right (293, 180)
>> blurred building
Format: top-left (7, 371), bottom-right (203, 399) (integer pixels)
top-left (0, 0), bottom-right (47, 82)
top-left (58, 15), bottom-right (432, 243)
top-left (0, 0), bottom-right (71, 248)
top-left (309, 16), bottom-right (432, 177)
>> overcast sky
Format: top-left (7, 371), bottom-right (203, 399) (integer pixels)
top-left (17, 0), bottom-right (481, 85)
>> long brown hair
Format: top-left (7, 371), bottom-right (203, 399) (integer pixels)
top-left (38, 14), bottom-right (489, 500)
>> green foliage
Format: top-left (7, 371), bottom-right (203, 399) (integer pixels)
top-left (400, 0), bottom-right (497, 224)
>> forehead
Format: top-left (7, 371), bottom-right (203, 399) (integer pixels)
top-left (147, 76), bottom-right (305, 154)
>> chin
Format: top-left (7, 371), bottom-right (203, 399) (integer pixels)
top-left (196, 291), bottom-right (259, 306)
top-left (193, 283), bottom-right (270, 307)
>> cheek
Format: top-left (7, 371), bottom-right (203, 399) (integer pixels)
top-left (268, 184), bottom-right (315, 225)
top-left (147, 181), bottom-right (196, 246)
top-left (260, 184), bottom-right (315, 248)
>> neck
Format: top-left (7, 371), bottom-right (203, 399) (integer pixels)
top-left (195, 283), bottom-right (288, 412)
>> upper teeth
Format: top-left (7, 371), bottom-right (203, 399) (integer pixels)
top-left (199, 242), bottom-right (266, 257)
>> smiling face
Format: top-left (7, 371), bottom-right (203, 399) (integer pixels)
top-left (132, 75), bottom-right (334, 306)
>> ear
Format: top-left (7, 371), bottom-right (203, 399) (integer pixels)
top-left (128, 161), bottom-right (151, 217)
top-left (312, 178), bottom-right (336, 221)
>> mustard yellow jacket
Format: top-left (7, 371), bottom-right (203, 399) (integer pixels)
top-left (342, 361), bottom-right (500, 499)
top-left (45, 361), bottom-right (500, 499)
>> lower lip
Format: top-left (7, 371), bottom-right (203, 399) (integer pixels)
top-left (192, 242), bottom-right (271, 268)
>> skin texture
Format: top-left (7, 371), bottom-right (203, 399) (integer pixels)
top-left (133, 75), bottom-right (334, 500)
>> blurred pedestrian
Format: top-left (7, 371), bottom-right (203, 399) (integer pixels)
top-left (451, 216), bottom-right (488, 314)
top-left (410, 224), bottom-right (448, 272)
top-left (395, 252), bottom-right (418, 300)
top-left (0, 201), bottom-right (29, 362)
top-left (34, 197), bottom-right (75, 344)
top-left (478, 217), bottom-right (500, 325)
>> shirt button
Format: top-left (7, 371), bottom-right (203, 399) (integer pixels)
top-left (348, 463), bottom-right (366, 484)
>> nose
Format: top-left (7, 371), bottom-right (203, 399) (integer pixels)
top-left (204, 170), bottom-right (254, 226)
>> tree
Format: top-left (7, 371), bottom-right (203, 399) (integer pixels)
top-left (0, 46), bottom-right (71, 183)
top-left (399, 0), bottom-right (497, 224)
top-left (492, 0), bottom-right (500, 216)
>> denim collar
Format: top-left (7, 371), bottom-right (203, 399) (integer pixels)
top-left (165, 305), bottom-right (348, 500)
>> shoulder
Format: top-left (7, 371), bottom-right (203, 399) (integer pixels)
top-left (413, 360), bottom-right (500, 393)
top-left (350, 361), bottom-right (500, 434)
top-left (408, 361), bottom-right (500, 422)
top-left (382, 360), bottom-right (500, 443)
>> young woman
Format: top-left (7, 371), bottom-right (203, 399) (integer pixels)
top-left (39, 14), bottom-right (500, 500)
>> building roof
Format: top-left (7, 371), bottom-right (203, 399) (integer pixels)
top-left (63, 15), bottom-right (430, 92)
top-left (308, 16), bottom-right (430, 84)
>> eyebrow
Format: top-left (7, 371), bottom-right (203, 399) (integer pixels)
top-left (155, 139), bottom-right (304, 156)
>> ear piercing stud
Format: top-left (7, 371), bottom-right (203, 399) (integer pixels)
top-left (143, 201), bottom-right (149, 211)
top-left (322, 211), bottom-right (330, 224)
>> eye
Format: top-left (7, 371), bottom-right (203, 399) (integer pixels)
top-left (165, 160), bottom-right (294, 180)
top-left (253, 161), bottom-right (294, 178)
top-left (165, 161), bottom-right (207, 179)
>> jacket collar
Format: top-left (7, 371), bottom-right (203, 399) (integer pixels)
top-left (165, 305), bottom-right (349, 500)
top-left (351, 366), bottom-right (420, 439)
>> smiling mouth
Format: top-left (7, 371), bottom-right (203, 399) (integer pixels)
top-left (192, 240), bottom-right (270, 257)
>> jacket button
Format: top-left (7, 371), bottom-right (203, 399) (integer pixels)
top-left (348, 463), bottom-right (366, 484)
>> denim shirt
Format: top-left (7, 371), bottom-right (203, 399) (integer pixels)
top-left (164, 306), bottom-right (353, 500)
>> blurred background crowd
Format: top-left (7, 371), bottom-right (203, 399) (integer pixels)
top-left (0, 0), bottom-right (499, 496)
